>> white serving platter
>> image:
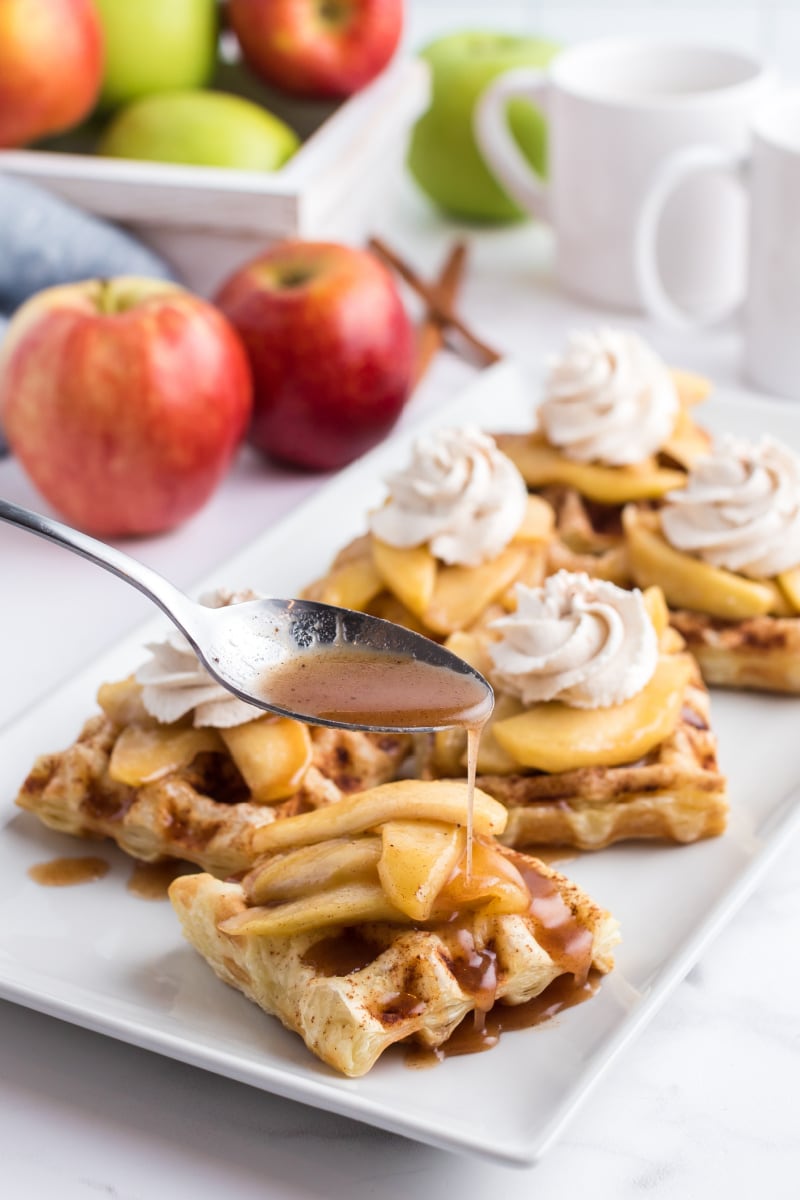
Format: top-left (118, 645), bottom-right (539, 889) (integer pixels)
top-left (0, 55), bottom-right (429, 294)
top-left (1, 359), bottom-right (799, 1167)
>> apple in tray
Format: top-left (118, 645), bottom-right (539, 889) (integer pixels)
top-left (0, 278), bottom-right (253, 536)
top-left (0, 0), bottom-right (103, 147)
top-left (93, 0), bottom-right (218, 110)
top-left (215, 240), bottom-right (415, 472)
top-left (229, 0), bottom-right (404, 98)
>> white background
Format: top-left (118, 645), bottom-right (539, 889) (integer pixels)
top-left (2, 2), bottom-right (800, 1196)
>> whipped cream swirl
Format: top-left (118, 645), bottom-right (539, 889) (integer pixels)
top-left (136, 589), bottom-right (263, 728)
top-left (369, 426), bottom-right (528, 567)
top-left (539, 329), bottom-right (679, 465)
top-left (488, 571), bottom-right (658, 709)
top-left (660, 435), bottom-right (800, 579)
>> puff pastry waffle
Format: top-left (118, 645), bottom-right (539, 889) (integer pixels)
top-left (669, 609), bottom-right (800, 695)
top-left (423, 658), bottom-right (727, 852)
top-left (169, 846), bottom-right (618, 1077)
top-left (16, 712), bottom-right (410, 877)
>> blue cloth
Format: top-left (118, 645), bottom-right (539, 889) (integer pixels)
top-left (0, 174), bottom-right (177, 315)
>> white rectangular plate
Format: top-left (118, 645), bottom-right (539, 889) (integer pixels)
top-left (2, 360), bottom-right (800, 1167)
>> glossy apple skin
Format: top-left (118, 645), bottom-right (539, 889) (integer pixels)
top-left (0, 0), bottom-right (103, 147)
top-left (215, 242), bottom-right (414, 471)
top-left (229, 0), bottom-right (403, 99)
top-left (0, 280), bottom-right (253, 536)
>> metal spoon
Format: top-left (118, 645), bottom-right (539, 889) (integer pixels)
top-left (0, 498), bottom-right (493, 733)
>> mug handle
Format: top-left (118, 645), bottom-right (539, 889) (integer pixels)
top-left (635, 144), bottom-right (749, 329)
top-left (473, 67), bottom-right (551, 221)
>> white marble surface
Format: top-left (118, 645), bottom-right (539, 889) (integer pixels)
top-left (4, 16), bottom-right (800, 1193)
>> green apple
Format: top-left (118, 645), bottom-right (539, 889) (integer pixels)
top-left (407, 31), bottom-right (560, 223)
top-left (98, 91), bottom-right (300, 171)
top-left (94, 0), bottom-right (218, 110)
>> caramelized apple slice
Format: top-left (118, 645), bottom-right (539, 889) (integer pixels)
top-left (778, 567), bottom-right (800, 615)
top-left (319, 557), bottom-right (384, 611)
top-left (492, 654), bottom-right (693, 772)
top-left (512, 495), bottom-right (554, 543)
top-left (253, 780), bottom-right (508, 854)
top-left (109, 724), bottom-right (223, 786)
top-left (220, 717), bottom-right (312, 803)
top-left (424, 546), bottom-right (528, 635)
top-left (371, 538), bottom-right (436, 619)
top-left (243, 838), bottom-right (381, 904)
top-left (378, 820), bottom-right (466, 920)
top-left (660, 407), bottom-right (711, 469)
top-left (670, 368), bottom-right (712, 406)
top-left (97, 677), bottom-right (157, 728)
top-left (500, 550), bottom-right (547, 610)
top-left (434, 840), bottom-right (530, 916)
top-left (219, 882), bottom-right (406, 937)
top-left (443, 631), bottom-right (493, 677)
top-left (496, 433), bottom-right (686, 504)
top-left (642, 586), bottom-right (669, 639)
top-left (624, 507), bottom-right (779, 620)
top-left (365, 591), bottom-right (432, 635)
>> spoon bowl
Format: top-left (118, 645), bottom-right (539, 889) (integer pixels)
top-left (0, 499), bottom-right (493, 733)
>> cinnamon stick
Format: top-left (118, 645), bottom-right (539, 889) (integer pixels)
top-left (368, 236), bottom-right (502, 368)
top-left (414, 241), bottom-right (467, 384)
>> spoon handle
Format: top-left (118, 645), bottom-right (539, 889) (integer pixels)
top-left (0, 498), bottom-right (197, 631)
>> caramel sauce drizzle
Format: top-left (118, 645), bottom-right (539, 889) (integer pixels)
top-left (28, 856), bottom-right (109, 887)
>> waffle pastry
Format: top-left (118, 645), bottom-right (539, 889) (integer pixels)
top-left (624, 503), bottom-right (800, 695)
top-left (16, 690), bottom-right (410, 877)
top-left (475, 661), bottom-right (726, 849)
top-left (668, 609), bottom-right (800, 694)
top-left (168, 781), bottom-right (619, 1077)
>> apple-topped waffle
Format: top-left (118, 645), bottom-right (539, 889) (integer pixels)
top-left (304, 425), bottom-right (554, 637)
top-left (625, 435), bottom-right (800, 693)
top-left (16, 590), bottom-right (409, 877)
top-left (425, 571), bottom-right (727, 850)
top-left (168, 779), bottom-right (619, 1077)
top-left (494, 329), bottom-right (712, 585)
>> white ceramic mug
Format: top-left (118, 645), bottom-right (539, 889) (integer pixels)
top-left (637, 90), bottom-right (800, 401)
top-left (474, 38), bottom-right (774, 313)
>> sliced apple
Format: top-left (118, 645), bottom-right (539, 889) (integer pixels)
top-left (660, 407), bottom-right (710, 469)
top-left (670, 368), bottom-right (712, 406)
top-left (495, 432), bottom-right (686, 504)
top-left (371, 537), bottom-right (437, 619)
top-left (319, 557), bottom-right (384, 611)
top-left (97, 676), bottom-right (157, 728)
top-left (109, 724), bottom-right (223, 786)
top-left (512, 494), bottom-right (554, 543)
top-left (642, 585), bottom-right (669, 638)
top-left (492, 654), bottom-right (693, 772)
top-left (243, 837), bottom-right (381, 905)
top-left (378, 820), bottom-right (466, 920)
top-left (624, 506), bottom-right (779, 620)
top-left (220, 716), bottom-right (312, 803)
top-left (253, 779), bottom-right (508, 854)
top-left (424, 545), bottom-right (528, 635)
top-left (778, 567), bottom-right (800, 615)
top-left (219, 881), bottom-right (406, 938)
top-left (365, 590), bottom-right (432, 635)
top-left (443, 631), bottom-right (493, 676)
top-left (434, 840), bottom-right (530, 917)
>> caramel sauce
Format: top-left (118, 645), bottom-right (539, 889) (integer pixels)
top-left (301, 929), bottom-right (379, 976)
top-left (126, 860), bottom-right (197, 900)
top-left (28, 855), bottom-right (110, 887)
top-left (507, 850), bottom-right (594, 984)
top-left (258, 646), bottom-right (493, 732)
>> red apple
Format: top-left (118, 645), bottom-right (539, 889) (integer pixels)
top-left (228, 0), bottom-right (403, 99)
top-left (0, 0), bottom-right (103, 148)
top-left (0, 279), bottom-right (253, 536)
top-left (214, 240), bottom-right (414, 471)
